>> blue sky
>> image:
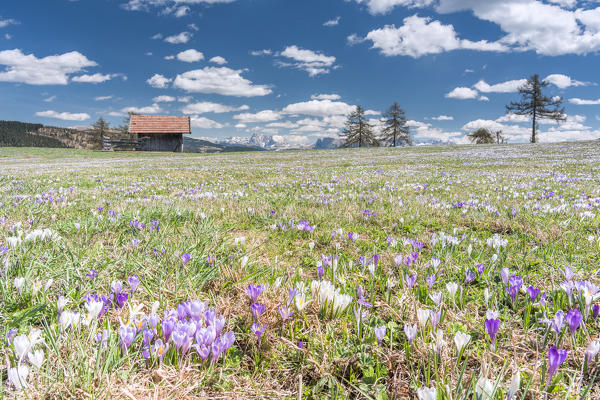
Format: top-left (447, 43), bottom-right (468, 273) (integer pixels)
top-left (1, 0), bottom-right (600, 145)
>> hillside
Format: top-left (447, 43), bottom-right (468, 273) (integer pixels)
top-left (0, 121), bottom-right (68, 149)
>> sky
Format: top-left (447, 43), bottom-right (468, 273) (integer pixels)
top-left (1, 0), bottom-right (600, 145)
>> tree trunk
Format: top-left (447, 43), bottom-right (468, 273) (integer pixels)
top-left (393, 128), bottom-right (396, 147)
top-left (531, 108), bottom-right (536, 143)
top-left (359, 120), bottom-right (362, 148)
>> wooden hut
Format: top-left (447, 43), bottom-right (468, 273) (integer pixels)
top-left (128, 115), bottom-right (191, 152)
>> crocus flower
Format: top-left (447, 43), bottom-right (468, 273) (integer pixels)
top-left (404, 274), bottom-right (417, 289)
top-left (506, 285), bottom-right (519, 303)
top-left (181, 253), bottom-right (191, 265)
top-left (279, 306), bottom-right (294, 322)
top-left (547, 346), bottom-right (567, 386)
top-left (7, 365), bottom-right (29, 391)
top-left (127, 275), bottom-right (140, 294)
top-left (252, 302), bottom-right (266, 320)
top-left (528, 286), bottom-right (540, 302)
top-left (251, 322), bottom-right (267, 345)
top-left (162, 318), bottom-right (176, 342)
top-left (86, 269), bottom-right (98, 280)
top-left (446, 282), bottom-right (458, 299)
top-left (485, 317), bottom-right (500, 349)
top-left (476, 264), bottom-right (485, 276)
top-left (111, 281), bottom-right (123, 295)
top-left (119, 326), bottom-right (136, 353)
top-left (426, 274), bottom-right (436, 289)
top-left (500, 268), bottom-right (510, 285)
top-left (246, 284), bottom-right (263, 302)
top-left (417, 309), bottom-right (429, 328)
top-left (404, 324), bottom-right (417, 342)
top-left (565, 308), bottom-right (582, 336)
top-left (593, 304), bottom-right (600, 319)
top-left (152, 339), bottom-right (168, 363)
top-left (374, 325), bottom-right (386, 346)
top-left (416, 387), bottom-right (437, 400)
top-left (586, 340), bottom-right (600, 363)
top-left (454, 331), bottom-right (471, 354)
top-left (317, 265), bottom-right (324, 279)
top-left (116, 292), bottom-right (129, 309)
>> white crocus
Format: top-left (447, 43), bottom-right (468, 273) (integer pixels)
top-left (454, 331), bottom-right (471, 354)
top-left (13, 335), bottom-right (31, 361)
top-left (294, 292), bottom-right (309, 311)
top-left (446, 282), bottom-right (458, 299)
top-left (586, 340), bottom-right (600, 362)
top-left (484, 288), bottom-right (491, 307)
top-left (416, 386), bottom-right (437, 400)
top-left (13, 277), bottom-right (25, 293)
top-left (308, 241), bottom-right (314, 251)
top-left (475, 376), bottom-right (495, 399)
top-left (241, 256), bottom-right (249, 268)
top-left (367, 262), bottom-right (375, 276)
top-left (8, 365), bottom-right (29, 390)
top-left (44, 279), bottom-right (54, 291)
top-left (85, 299), bottom-right (104, 320)
top-left (28, 349), bottom-right (45, 369)
top-left (507, 369), bottom-right (520, 400)
top-left (417, 308), bottom-right (430, 328)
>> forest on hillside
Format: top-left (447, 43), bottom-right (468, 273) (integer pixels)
top-left (0, 121), bottom-right (68, 148)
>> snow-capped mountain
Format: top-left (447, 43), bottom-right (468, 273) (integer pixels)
top-left (218, 133), bottom-right (314, 151)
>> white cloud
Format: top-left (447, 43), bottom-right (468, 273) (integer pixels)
top-left (496, 113), bottom-right (530, 123)
top-left (176, 49), bottom-right (204, 62)
top-left (347, 34), bottom-right (365, 45)
top-left (0, 49), bottom-right (97, 85)
top-left (282, 99), bottom-right (355, 117)
top-left (233, 110), bottom-right (281, 123)
top-left (173, 67), bottom-right (272, 97)
top-left (544, 74), bottom-right (587, 89)
top-left (173, 5), bottom-right (190, 17)
top-left (279, 45), bottom-right (337, 76)
top-left (182, 101), bottom-right (249, 114)
top-left (474, 79), bottom-right (527, 93)
top-left (311, 93), bottom-right (341, 100)
top-left (151, 33), bottom-right (163, 40)
top-left (191, 116), bottom-right (224, 129)
top-left (164, 31), bottom-right (192, 44)
top-left (121, 103), bottom-right (162, 114)
top-left (479, 95), bottom-right (490, 101)
top-left (431, 115), bottom-right (453, 121)
top-left (353, 0), bottom-right (434, 15)
top-left (435, 0), bottom-right (600, 56)
top-left (209, 56), bottom-right (227, 65)
top-left (153, 95), bottom-right (177, 102)
top-left (72, 73), bottom-right (116, 83)
top-left (147, 74), bottom-right (172, 88)
top-left (0, 18), bottom-right (18, 28)
top-left (569, 98), bottom-right (600, 105)
top-left (406, 119), bottom-right (467, 144)
top-left (44, 95), bottom-right (56, 103)
top-left (363, 15), bottom-right (507, 58)
top-left (36, 110), bottom-right (90, 121)
top-left (123, 0), bottom-right (237, 13)
top-left (178, 96), bottom-right (192, 102)
top-left (462, 119), bottom-right (507, 132)
top-left (95, 95), bottom-right (113, 101)
top-left (445, 87), bottom-right (479, 99)
top-left (323, 17), bottom-right (341, 26)
top-left (234, 123), bottom-right (246, 128)
top-left (250, 49), bottom-right (272, 56)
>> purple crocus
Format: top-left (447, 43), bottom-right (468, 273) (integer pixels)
top-left (279, 306), bottom-right (294, 322)
top-left (464, 270), bottom-right (476, 285)
top-left (162, 318), bottom-right (176, 342)
top-left (127, 275), bottom-right (140, 294)
top-left (119, 326), bottom-right (136, 353)
top-left (528, 286), bottom-right (540, 302)
top-left (181, 252), bottom-right (191, 265)
top-left (246, 284), bottom-right (263, 302)
top-left (152, 339), bottom-right (168, 363)
top-left (251, 302), bottom-right (266, 320)
top-left (86, 269), bottom-right (98, 280)
top-left (547, 346), bottom-right (567, 387)
top-left (565, 308), bottom-right (582, 336)
top-left (476, 264), bottom-right (485, 276)
top-left (426, 274), bottom-right (436, 289)
top-left (500, 268), bottom-right (510, 285)
top-left (317, 265), bottom-right (324, 279)
top-left (404, 274), bottom-right (417, 290)
top-left (593, 304), bottom-right (600, 320)
top-left (485, 318), bottom-right (500, 349)
top-left (116, 292), bottom-right (129, 309)
top-left (506, 285), bottom-right (519, 303)
top-left (251, 322), bottom-right (267, 345)
top-left (374, 325), bottom-right (386, 346)
top-left (111, 281), bottom-right (123, 295)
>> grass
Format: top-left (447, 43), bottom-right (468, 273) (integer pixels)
top-left (1, 142), bottom-right (600, 399)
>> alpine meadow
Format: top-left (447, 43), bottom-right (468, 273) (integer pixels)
top-left (2, 0), bottom-right (600, 399)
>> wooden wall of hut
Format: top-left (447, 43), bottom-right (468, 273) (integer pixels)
top-left (138, 134), bottom-right (183, 152)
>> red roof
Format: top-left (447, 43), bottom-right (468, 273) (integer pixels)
top-left (129, 115), bottom-right (191, 134)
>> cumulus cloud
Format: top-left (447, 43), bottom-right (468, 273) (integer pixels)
top-left (431, 115), bottom-right (453, 121)
top-left (445, 87), bottom-right (479, 99)
top-left (153, 95), bottom-right (177, 102)
top-left (569, 98), bottom-right (600, 105)
top-left (190, 116), bottom-right (224, 129)
top-left (363, 15), bottom-right (507, 57)
top-left (279, 45), bottom-right (337, 76)
top-left (164, 31), bottom-right (192, 44)
top-left (353, 0), bottom-right (434, 15)
top-left (35, 110), bottom-right (90, 121)
top-left (282, 99), bottom-right (355, 117)
top-left (323, 16), bottom-right (341, 26)
top-left (182, 101), bottom-right (249, 114)
top-left (233, 110), bottom-right (281, 123)
top-left (209, 56), bottom-right (227, 65)
top-left (175, 49), bottom-right (204, 62)
top-left (95, 95), bottom-right (113, 101)
top-left (0, 49), bottom-right (97, 85)
top-left (173, 67), bottom-right (272, 97)
top-left (0, 18), bottom-right (19, 28)
top-left (121, 103), bottom-right (162, 114)
top-left (250, 49), bottom-right (272, 56)
top-left (474, 79), bottom-right (527, 93)
top-left (311, 93), bottom-right (341, 100)
top-left (72, 73), bottom-right (120, 83)
top-left (544, 73), bottom-right (587, 89)
top-left (122, 0), bottom-right (237, 13)
top-left (147, 74), bottom-right (172, 88)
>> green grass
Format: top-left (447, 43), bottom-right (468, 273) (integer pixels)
top-left (1, 142), bottom-right (600, 399)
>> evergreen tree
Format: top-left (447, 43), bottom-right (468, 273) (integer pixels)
top-left (117, 112), bottom-right (139, 137)
top-left (495, 130), bottom-right (506, 144)
top-left (380, 102), bottom-right (411, 147)
top-left (339, 106), bottom-right (379, 148)
top-left (467, 128), bottom-right (495, 144)
top-left (92, 117), bottom-right (110, 137)
top-left (506, 74), bottom-right (565, 143)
